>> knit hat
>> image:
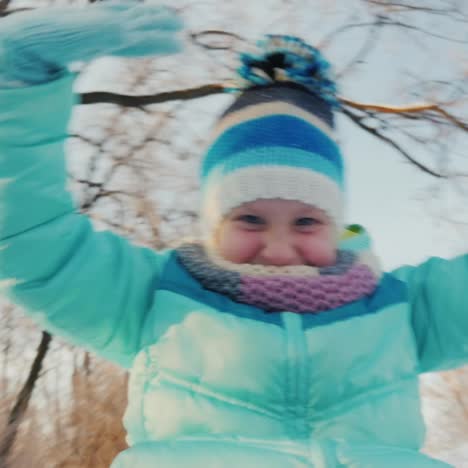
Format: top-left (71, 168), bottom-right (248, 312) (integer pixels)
top-left (199, 35), bottom-right (343, 243)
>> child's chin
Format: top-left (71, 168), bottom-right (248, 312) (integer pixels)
top-left (249, 260), bottom-right (309, 267)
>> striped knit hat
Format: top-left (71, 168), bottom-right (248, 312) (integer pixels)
top-left (200, 35), bottom-right (343, 243)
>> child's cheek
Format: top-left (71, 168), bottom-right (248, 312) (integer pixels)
top-left (301, 236), bottom-right (337, 267)
top-left (219, 228), bottom-right (262, 264)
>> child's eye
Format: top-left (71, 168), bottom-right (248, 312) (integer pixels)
top-left (295, 217), bottom-right (320, 227)
top-left (236, 214), bottom-right (264, 225)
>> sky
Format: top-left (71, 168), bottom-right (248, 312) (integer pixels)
top-left (251, 0), bottom-right (468, 270)
top-left (71, 0), bottom-right (468, 271)
top-left (333, 4), bottom-right (468, 270)
top-left (190, 0), bottom-right (468, 270)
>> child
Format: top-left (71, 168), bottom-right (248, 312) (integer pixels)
top-left (0, 3), bottom-right (466, 467)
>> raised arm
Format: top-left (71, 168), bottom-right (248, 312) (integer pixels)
top-left (0, 3), bottom-right (183, 368)
top-left (392, 255), bottom-right (468, 373)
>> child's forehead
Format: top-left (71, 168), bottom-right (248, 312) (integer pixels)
top-left (233, 199), bottom-right (324, 215)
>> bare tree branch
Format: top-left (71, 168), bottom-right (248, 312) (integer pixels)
top-left (190, 30), bottom-right (246, 50)
top-left (341, 105), bottom-right (444, 177)
top-left (336, 15), bottom-right (384, 78)
top-left (366, 0), bottom-right (467, 18)
top-left (80, 84), bottom-right (226, 107)
top-left (379, 15), bottom-right (468, 43)
top-left (0, 332), bottom-right (52, 466)
top-left (318, 20), bottom-right (379, 49)
top-left (77, 82), bottom-right (467, 181)
top-left (341, 98), bottom-right (468, 132)
top-left (0, 0), bottom-right (10, 12)
top-left (0, 0), bottom-right (31, 17)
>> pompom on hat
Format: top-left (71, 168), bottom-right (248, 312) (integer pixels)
top-left (199, 35), bottom-right (344, 244)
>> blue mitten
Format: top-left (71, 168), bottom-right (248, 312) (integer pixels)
top-left (0, 1), bottom-right (183, 85)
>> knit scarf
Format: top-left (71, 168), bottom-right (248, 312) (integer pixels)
top-left (176, 227), bottom-right (381, 313)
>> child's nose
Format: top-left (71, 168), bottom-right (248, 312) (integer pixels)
top-left (260, 236), bottom-right (298, 266)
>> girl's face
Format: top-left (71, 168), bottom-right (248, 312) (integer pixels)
top-left (216, 199), bottom-right (337, 267)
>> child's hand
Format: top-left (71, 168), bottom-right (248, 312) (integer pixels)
top-left (0, 1), bottom-right (184, 85)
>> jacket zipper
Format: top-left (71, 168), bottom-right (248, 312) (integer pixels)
top-left (282, 312), bottom-right (309, 438)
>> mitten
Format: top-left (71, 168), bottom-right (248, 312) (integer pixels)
top-left (0, 1), bottom-right (183, 85)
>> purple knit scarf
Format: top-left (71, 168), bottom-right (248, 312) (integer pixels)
top-left (176, 243), bottom-right (381, 313)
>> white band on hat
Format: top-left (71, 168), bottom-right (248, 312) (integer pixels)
top-left (201, 165), bottom-right (344, 241)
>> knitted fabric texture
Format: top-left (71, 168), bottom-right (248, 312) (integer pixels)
top-left (236, 35), bottom-right (339, 107)
top-left (199, 35), bottom-right (343, 243)
top-left (176, 243), bottom-right (381, 313)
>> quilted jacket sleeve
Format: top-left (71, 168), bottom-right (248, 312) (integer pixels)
top-left (0, 73), bottom-right (171, 368)
top-left (392, 255), bottom-right (468, 373)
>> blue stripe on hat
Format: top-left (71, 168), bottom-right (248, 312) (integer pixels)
top-left (202, 115), bottom-right (341, 179)
top-left (201, 147), bottom-right (344, 188)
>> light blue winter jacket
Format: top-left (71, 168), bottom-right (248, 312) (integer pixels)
top-left (1, 73), bottom-right (467, 468)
